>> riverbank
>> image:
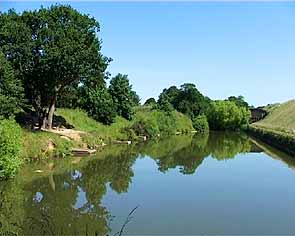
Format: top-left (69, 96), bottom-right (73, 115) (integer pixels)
top-left (247, 125), bottom-right (295, 157)
top-left (21, 106), bottom-right (194, 161)
top-left (246, 100), bottom-right (295, 157)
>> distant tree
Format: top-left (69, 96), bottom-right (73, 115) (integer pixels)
top-left (174, 83), bottom-right (209, 119)
top-left (227, 96), bottom-right (249, 108)
top-left (158, 86), bottom-right (180, 108)
top-left (80, 84), bottom-right (116, 125)
top-left (158, 92), bottom-right (174, 112)
top-left (0, 52), bottom-right (24, 118)
top-left (130, 90), bottom-right (140, 106)
top-left (158, 83), bottom-right (210, 119)
top-left (207, 100), bottom-right (250, 130)
top-left (109, 73), bottom-right (138, 120)
top-left (144, 98), bottom-right (157, 106)
top-left (0, 5), bottom-right (110, 129)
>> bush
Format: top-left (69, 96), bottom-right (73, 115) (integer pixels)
top-left (207, 100), bottom-right (250, 130)
top-left (193, 115), bottom-right (209, 133)
top-left (132, 109), bottom-right (194, 137)
top-left (131, 113), bottom-right (160, 137)
top-left (0, 118), bottom-right (22, 179)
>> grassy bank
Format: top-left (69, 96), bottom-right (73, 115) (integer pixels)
top-left (247, 100), bottom-right (295, 157)
top-left (21, 129), bottom-right (75, 161)
top-left (255, 100), bottom-right (295, 133)
top-left (247, 125), bottom-right (295, 157)
top-left (21, 106), bottom-right (194, 160)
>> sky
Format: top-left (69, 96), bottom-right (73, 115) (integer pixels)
top-left (1, 1), bottom-right (295, 106)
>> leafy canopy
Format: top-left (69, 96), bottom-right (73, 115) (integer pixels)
top-left (0, 52), bottom-right (24, 118)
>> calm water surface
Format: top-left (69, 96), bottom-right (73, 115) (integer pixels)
top-left (1, 132), bottom-right (295, 235)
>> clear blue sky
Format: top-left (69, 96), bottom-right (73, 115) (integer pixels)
top-left (1, 1), bottom-right (295, 106)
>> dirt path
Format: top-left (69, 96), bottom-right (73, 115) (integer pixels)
top-left (42, 128), bottom-right (86, 142)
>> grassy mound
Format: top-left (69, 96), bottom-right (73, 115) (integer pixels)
top-left (254, 100), bottom-right (295, 133)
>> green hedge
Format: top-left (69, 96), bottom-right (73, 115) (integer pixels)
top-left (247, 125), bottom-right (295, 156)
top-left (0, 118), bottom-right (22, 179)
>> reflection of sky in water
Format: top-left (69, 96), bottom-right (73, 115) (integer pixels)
top-left (71, 170), bottom-right (82, 180)
top-left (103, 152), bottom-right (295, 235)
top-left (2, 133), bottom-right (295, 235)
top-left (73, 186), bottom-right (87, 210)
top-left (33, 191), bottom-right (43, 203)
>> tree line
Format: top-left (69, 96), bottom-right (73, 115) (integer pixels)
top-left (0, 4), bottom-right (250, 132)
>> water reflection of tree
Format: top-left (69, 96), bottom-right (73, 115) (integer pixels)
top-left (207, 132), bottom-right (251, 160)
top-left (140, 134), bottom-right (210, 174)
top-left (0, 132), bottom-right (254, 234)
top-left (0, 179), bottom-right (25, 235)
top-left (0, 146), bottom-right (137, 235)
top-left (141, 132), bottom-right (252, 174)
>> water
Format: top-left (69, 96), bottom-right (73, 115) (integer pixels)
top-left (1, 132), bottom-right (295, 235)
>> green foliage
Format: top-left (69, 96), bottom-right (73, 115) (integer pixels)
top-left (157, 92), bottom-right (174, 112)
top-left (193, 115), bottom-right (209, 133)
top-left (80, 84), bottom-right (116, 125)
top-left (207, 100), bottom-right (250, 131)
top-left (131, 112), bottom-right (160, 137)
top-left (56, 108), bottom-right (132, 142)
top-left (1, 5), bottom-right (110, 128)
top-left (109, 74), bottom-right (139, 120)
top-left (0, 118), bottom-right (22, 179)
top-left (56, 108), bottom-right (193, 145)
top-left (227, 95), bottom-right (249, 108)
top-left (248, 125), bottom-right (295, 156)
top-left (0, 52), bottom-right (24, 118)
top-left (207, 132), bottom-right (251, 160)
top-left (21, 129), bottom-right (74, 160)
top-left (132, 109), bottom-right (193, 137)
top-left (158, 83), bottom-right (211, 119)
top-left (144, 97), bottom-right (157, 106)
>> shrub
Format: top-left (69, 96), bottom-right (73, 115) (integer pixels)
top-left (207, 100), bottom-right (250, 130)
top-left (193, 115), bottom-right (209, 133)
top-left (132, 109), bottom-right (194, 137)
top-left (0, 118), bottom-right (22, 179)
top-left (131, 113), bottom-right (160, 137)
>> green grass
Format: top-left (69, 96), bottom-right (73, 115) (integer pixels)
top-left (20, 107), bottom-right (194, 159)
top-left (248, 100), bottom-right (295, 156)
top-left (56, 108), bottom-right (132, 143)
top-left (21, 129), bottom-right (74, 161)
top-left (254, 100), bottom-right (295, 133)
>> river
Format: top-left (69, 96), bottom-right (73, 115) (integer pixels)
top-left (1, 132), bottom-right (295, 235)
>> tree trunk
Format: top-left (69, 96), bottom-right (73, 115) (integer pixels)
top-left (47, 95), bottom-right (56, 130)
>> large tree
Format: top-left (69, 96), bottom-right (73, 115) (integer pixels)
top-left (109, 73), bottom-right (139, 120)
top-left (0, 5), bottom-right (110, 129)
top-left (80, 80), bottom-right (116, 125)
